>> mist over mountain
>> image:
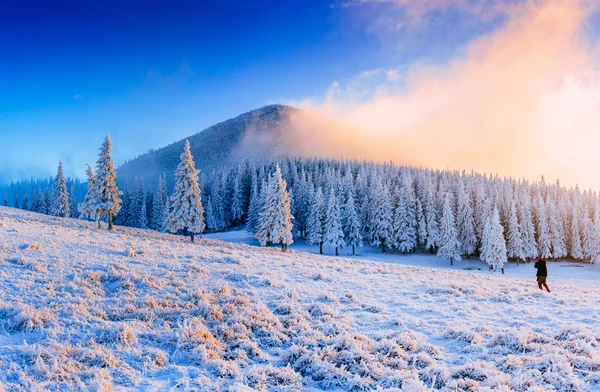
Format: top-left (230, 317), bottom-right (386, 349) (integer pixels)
top-left (117, 104), bottom-right (298, 184)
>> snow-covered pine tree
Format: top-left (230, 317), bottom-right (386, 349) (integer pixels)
top-left (323, 187), bottom-right (345, 255)
top-left (43, 189), bottom-right (51, 215)
top-left (456, 183), bottom-right (477, 258)
top-left (256, 166), bottom-right (294, 251)
top-left (569, 200), bottom-right (584, 260)
top-left (534, 193), bottom-right (552, 259)
top-left (139, 193), bottom-right (149, 229)
top-left (424, 183), bottom-right (440, 254)
top-left (51, 161), bottom-right (70, 218)
top-left (342, 190), bottom-right (362, 255)
top-left (506, 198), bottom-right (526, 262)
top-left (164, 140), bottom-right (205, 242)
top-left (415, 197), bottom-right (428, 248)
top-left (151, 175), bottom-right (168, 231)
top-left (393, 187), bottom-right (417, 253)
top-left (14, 195), bottom-right (19, 209)
top-left (3, 194), bottom-right (8, 207)
top-left (437, 192), bottom-right (461, 265)
top-left (69, 184), bottom-right (77, 218)
top-left (517, 191), bottom-right (538, 260)
top-left (370, 177), bottom-right (393, 253)
top-left (546, 197), bottom-right (567, 259)
top-left (30, 190), bottom-right (39, 213)
top-left (246, 171), bottom-right (261, 234)
top-left (21, 194), bottom-right (29, 211)
top-left (230, 172), bottom-right (246, 226)
top-left (481, 206), bottom-right (508, 274)
top-left (79, 164), bottom-right (98, 221)
top-left (307, 186), bottom-right (326, 254)
top-left (92, 136), bottom-right (122, 230)
top-left (582, 208), bottom-right (597, 262)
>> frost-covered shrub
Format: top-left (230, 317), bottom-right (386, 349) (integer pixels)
top-left (445, 327), bottom-right (483, 345)
top-left (452, 361), bottom-right (491, 382)
top-left (98, 323), bottom-right (138, 346)
top-left (488, 329), bottom-right (532, 353)
top-left (1, 305), bottom-right (55, 332)
top-left (243, 364), bottom-right (302, 391)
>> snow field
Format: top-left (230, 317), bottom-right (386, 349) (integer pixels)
top-left (0, 207), bottom-right (599, 391)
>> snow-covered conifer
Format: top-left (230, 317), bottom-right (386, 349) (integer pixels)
top-left (506, 199), bottom-right (525, 262)
top-left (437, 193), bottom-right (461, 265)
top-left (164, 140), bottom-right (205, 242)
top-left (92, 136), bottom-right (122, 230)
top-left (534, 194), bottom-right (552, 259)
top-left (370, 178), bottom-right (393, 252)
top-left (246, 172), bottom-right (261, 234)
top-left (21, 194), bottom-right (29, 211)
top-left (569, 201), bottom-right (584, 260)
top-left (307, 186), bottom-right (326, 254)
top-left (481, 206), bottom-right (508, 273)
top-left (323, 187), bottom-right (345, 255)
top-left (256, 166), bottom-right (294, 251)
top-left (151, 175), bottom-right (168, 231)
top-left (342, 191), bottom-right (362, 255)
top-left (546, 198), bottom-right (567, 259)
top-left (79, 164), bottom-right (98, 221)
top-left (51, 161), bottom-right (70, 218)
top-left (393, 187), bottom-right (417, 253)
top-left (456, 184), bottom-right (476, 258)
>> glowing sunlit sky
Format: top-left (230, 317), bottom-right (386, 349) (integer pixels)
top-left (1, 0), bottom-right (600, 189)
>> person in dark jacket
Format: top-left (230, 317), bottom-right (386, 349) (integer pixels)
top-left (534, 258), bottom-right (550, 292)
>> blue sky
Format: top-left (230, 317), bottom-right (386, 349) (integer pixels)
top-left (0, 0), bottom-right (579, 183)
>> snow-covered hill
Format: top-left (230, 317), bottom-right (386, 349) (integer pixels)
top-left (1, 207), bottom-right (599, 391)
top-left (117, 104), bottom-right (297, 185)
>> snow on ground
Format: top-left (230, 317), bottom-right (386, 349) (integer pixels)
top-left (1, 207), bottom-right (600, 391)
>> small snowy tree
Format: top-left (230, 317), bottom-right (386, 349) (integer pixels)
top-left (481, 206), bottom-right (508, 273)
top-left (164, 140), bottom-right (205, 242)
top-left (437, 193), bottom-right (461, 265)
top-left (151, 175), bottom-right (169, 231)
top-left (3, 194), bottom-right (8, 207)
top-left (79, 164), bottom-right (98, 220)
top-left (256, 166), bottom-right (294, 251)
top-left (342, 191), bottom-right (362, 255)
top-left (51, 161), bottom-right (70, 218)
top-left (323, 187), bottom-right (345, 255)
top-left (21, 194), bottom-right (29, 211)
top-left (546, 198), bottom-right (567, 259)
top-left (307, 187), bottom-right (326, 254)
top-left (92, 135), bottom-right (122, 230)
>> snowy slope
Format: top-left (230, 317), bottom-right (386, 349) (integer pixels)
top-left (1, 207), bottom-right (599, 391)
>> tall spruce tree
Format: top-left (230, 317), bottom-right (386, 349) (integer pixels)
top-left (323, 187), bottom-right (345, 255)
top-left (51, 161), bottom-right (70, 218)
top-left (164, 140), bottom-right (205, 242)
top-left (437, 192), bottom-right (462, 265)
top-left (457, 184), bottom-right (477, 258)
top-left (307, 186), bottom-right (326, 254)
top-left (256, 166), bottom-right (294, 251)
top-left (342, 190), bottom-right (362, 255)
top-left (92, 136), bottom-right (122, 230)
top-left (481, 206), bottom-right (508, 273)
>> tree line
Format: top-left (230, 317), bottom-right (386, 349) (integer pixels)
top-left (5, 136), bottom-right (600, 272)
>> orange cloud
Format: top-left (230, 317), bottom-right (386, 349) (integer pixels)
top-left (278, 0), bottom-right (600, 190)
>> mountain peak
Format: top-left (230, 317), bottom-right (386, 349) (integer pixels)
top-left (117, 104), bottom-right (299, 184)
